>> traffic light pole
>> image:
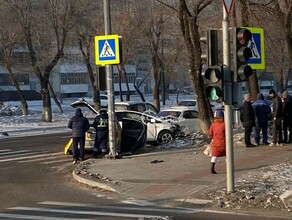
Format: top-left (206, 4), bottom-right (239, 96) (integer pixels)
top-left (222, 7), bottom-right (235, 192)
top-left (104, 0), bottom-right (116, 157)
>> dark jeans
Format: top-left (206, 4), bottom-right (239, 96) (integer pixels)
top-left (244, 125), bottom-right (253, 146)
top-left (72, 137), bottom-right (85, 160)
top-left (93, 131), bottom-right (108, 156)
top-left (255, 122), bottom-right (268, 144)
top-left (272, 118), bottom-right (282, 144)
top-left (283, 119), bottom-right (292, 143)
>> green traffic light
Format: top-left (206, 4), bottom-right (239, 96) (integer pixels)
top-left (206, 86), bottom-right (222, 101)
top-left (210, 88), bottom-right (220, 101)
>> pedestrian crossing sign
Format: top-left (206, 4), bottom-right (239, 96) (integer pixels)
top-left (95, 34), bottom-right (120, 65)
top-left (246, 27), bottom-right (265, 70)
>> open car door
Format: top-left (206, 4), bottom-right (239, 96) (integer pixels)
top-left (120, 118), bottom-right (147, 153)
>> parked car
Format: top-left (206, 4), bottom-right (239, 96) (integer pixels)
top-left (115, 110), bottom-right (182, 144)
top-left (68, 99), bottom-right (147, 153)
top-left (115, 101), bottom-right (158, 115)
top-left (157, 106), bottom-right (201, 136)
top-left (177, 99), bottom-right (197, 107)
top-left (177, 99), bottom-right (222, 113)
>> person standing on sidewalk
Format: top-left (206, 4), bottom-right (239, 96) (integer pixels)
top-left (92, 109), bottom-right (109, 158)
top-left (209, 110), bottom-right (226, 174)
top-left (240, 94), bottom-right (256, 148)
top-left (68, 108), bottom-right (90, 164)
top-left (282, 90), bottom-right (292, 143)
top-left (252, 93), bottom-right (271, 145)
top-left (269, 89), bottom-right (283, 146)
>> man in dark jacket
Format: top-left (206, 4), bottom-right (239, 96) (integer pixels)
top-left (240, 94), bottom-right (256, 148)
top-left (68, 108), bottom-right (90, 164)
top-left (252, 93), bottom-right (271, 145)
top-left (269, 89), bottom-right (283, 146)
top-left (282, 90), bottom-right (292, 143)
top-left (92, 109), bottom-right (109, 158)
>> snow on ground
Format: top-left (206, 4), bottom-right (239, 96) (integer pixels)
top-left (1, 94), bottom-right (291, 212)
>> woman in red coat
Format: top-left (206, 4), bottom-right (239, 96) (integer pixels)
top-left (209, 110), bottom-right (226, 174)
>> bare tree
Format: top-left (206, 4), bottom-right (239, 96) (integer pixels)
top-left (0, 6), bottom-right (28, 115)
top-left (177, 0), bottom-right (214, 135)
top-left (249, 0), bottom-right (292, 92)
top-left (74, 1), bottom-right (105, 110)
top-left (5, 0), bottom-right (79, 122)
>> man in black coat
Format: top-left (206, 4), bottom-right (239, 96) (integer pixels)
top-left (92, 109), bottom-right (109, 158)
top-left (282, 90), bottom-right (292, 143)
top-left (68, 108), bottom-right (90, 164)
top-left (269, 89), bottom-right (283, 146)
top-left (252, 93), bottom-right (271, 145)
top-left (240, 94), bottom-right (256, 148)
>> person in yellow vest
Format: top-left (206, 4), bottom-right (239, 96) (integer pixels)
top-left (91, 109), bottom-right (109, 158)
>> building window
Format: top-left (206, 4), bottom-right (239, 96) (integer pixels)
top-left (0, 74), bottom-right (29, 85)
top-left (61, 73), bottom-right (88, 85)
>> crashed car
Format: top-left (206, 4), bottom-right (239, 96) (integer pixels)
top-left (157, 106), bottom-right (201, 136)
top-left (68, 99), bottom-right (147, 153)
top-left (115, 110), bottom-right (181, 144)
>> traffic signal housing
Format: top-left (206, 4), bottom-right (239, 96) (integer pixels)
top-left (202, 66), bottom-right (223, 101)
top-left (233, 27), bottom-right (253, 82)
top-left (200, 30), bottom-right (218, 66)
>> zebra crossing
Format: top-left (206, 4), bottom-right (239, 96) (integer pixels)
top-left (0, 201), bottom-right (198, 219)
top-left (0, 148), bottom-right (71, 164)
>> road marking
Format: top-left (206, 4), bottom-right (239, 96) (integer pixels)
top-left (0, 213), bottom-right (88, 220)
top-left (0, 149), bottom-right (10, 152)
top-left (18, 152), bottom-right (64, 163)
top-left (9, 206), bottom-right (166, 219)
top-left (0, 152), bottom-right (53, 163)
top-left (39, 201), bottom-right (198, 213)
top-left (0, 150), bottom-right (30, 156)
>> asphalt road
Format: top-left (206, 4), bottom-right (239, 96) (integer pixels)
top-left (0, 133), bottom-right (289, 220)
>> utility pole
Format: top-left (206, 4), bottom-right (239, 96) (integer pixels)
top-left (222, 4), bottom-right (235, 192)
top-left (103, 0), bottom-right (116, 157)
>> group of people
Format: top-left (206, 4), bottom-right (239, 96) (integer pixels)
top-left (68, 108), bottom-right (109, 164)
top-left (208, 88), bottom-right (292, 174)
top-left (241, 89), bottom-right (292, 148)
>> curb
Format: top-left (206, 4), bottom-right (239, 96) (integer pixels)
top-left (72, 170), bottom-right (119, 193)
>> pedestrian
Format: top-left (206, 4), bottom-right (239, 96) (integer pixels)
top-left (240, 94), bottom-right (256, 148)
top-left (282, 90), bottom-right (292, 143)
top-left (269, 89), bottom-right (283, 146)
top-left (252, 93), bottom-right (271, 145)
top-left (92, 109), bottom-right (109, 158)
top-left (209, 110), bottom-right (226, 174)
top-left (68, 108), bottom-right (90, 164)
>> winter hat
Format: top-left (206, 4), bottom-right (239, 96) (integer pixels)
top-left (282, 90), bottom-right (288, 98)
top-left (215, 110), bottom-right (224, 118)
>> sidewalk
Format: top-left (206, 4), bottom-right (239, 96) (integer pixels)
top-left (73, 142), bottom-right (292, 207)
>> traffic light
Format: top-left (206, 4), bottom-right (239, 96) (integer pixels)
top-left (233, 27), bottom-right (253, 82)
top-left (200, 30), bottom-right (218, 66)
top-left (202, 66), bottom-right (223, 101)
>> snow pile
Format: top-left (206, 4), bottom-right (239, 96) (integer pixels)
top-left (0, 102), bottom-right (21, 116)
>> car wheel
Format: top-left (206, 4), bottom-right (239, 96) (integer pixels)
top-left (157, 130), bottom-right (174, 144)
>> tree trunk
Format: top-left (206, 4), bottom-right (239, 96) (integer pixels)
top-left (40, 80), bottom-right (52, 122)
top-left (134, 84), bottom-right (146, 102)
top-left (178, 0), bottom-right (213, 136)
top-left (48, 81), bottom-right (63, 113)
top-left (6, 65), bottom-right (28, 115)
top-left (118, 71), bottom-right (123, 101)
